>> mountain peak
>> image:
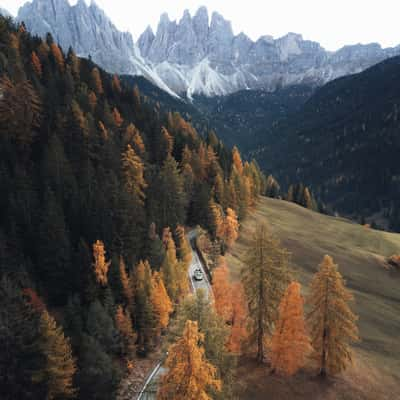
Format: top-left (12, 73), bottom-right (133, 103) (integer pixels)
top-left (160, 12), bottom-right (171, 24)
top-left (195, 6), bottom-right (209, 20)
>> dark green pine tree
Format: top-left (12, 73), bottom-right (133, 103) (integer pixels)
top-left (86, 300), bottom-right (121, 356)
top-left (41, 134), bottom-right (78, 221)
top-left (77, 334), bottom-right (122, 400)
top-left (37, 188), bottom-right (72, 304)
top-left (134, 260), bottom-right (156, 356)
top-left (0, 277), bottom-right (45, 400)
top-left (148, 154), bottom-right (187, 229)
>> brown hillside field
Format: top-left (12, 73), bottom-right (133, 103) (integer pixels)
top-left (227, 197), bottom-right (400, 400)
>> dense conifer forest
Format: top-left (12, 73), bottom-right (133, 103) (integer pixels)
top-left (0, 16), bottom-right (267, 400)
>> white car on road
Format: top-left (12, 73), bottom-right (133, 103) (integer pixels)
top-left (193, 268), bottom-right (203, 281)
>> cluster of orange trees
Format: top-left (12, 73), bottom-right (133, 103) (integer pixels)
top-left (240, 224), bottom-right (359, 377)
top-left (158, 223), bottom-right (359, 399)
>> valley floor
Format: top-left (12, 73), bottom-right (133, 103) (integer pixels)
top-left (227, 197), bottom-right (400, 399)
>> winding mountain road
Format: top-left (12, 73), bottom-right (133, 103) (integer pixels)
top-left (136, 229), bottom-right (212, 400)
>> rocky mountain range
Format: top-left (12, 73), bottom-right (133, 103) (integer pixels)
top-left (0, 7), bottom-right (11, 17)
top-left (16, 0), bottom-right (400, 98)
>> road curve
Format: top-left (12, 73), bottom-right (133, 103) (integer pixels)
top-left (136, 229), bottom-right (212, 399)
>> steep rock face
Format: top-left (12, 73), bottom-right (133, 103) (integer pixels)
top-left (140, 8), bottom-right (400, 97)
top-left (18, 0), bottom-right (137, 73)
top-left (17, 1), bottom-right (400, 98)
top-left (17, 0), bottom-right (179, 97)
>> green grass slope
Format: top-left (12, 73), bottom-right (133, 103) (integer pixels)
top-left (227, 196), bottom-right (400, 391)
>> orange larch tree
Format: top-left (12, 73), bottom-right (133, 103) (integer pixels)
top-left (92, 240), bottom-right (111, 286)
top-left (112, 74), bottom-right (122, 93)
top-left (270, 281), bottom-right (311, 376)
top-left (212, 257), bottom-right (233, 323)
top-left (113, 107), bottom-right (124, 128)
top-left (209, 200), bottom-right (224, 240)
top-left (227, 282), bottom-right (248, 354)
top-left (161, 126), bottom-right (174, 157)
top-left (151, 271), bottom-right (173, 334)
top-left (223, 207), bottom-right (239, 248)
top-left (121, 144), bottom-right (147, 205)
top-left (115, 305), bottom-right (136, 354)
top-left (91, 67), bottom-right (103, 95)
top-left (98, 120), bottom-right (109, 141)
top-left (157, 320), bottom-right (221, 400)
top-left (119, 257), bottom-right (134, 306)
top-left (307, 255), bottom-right (359, 377)
top-left (232, 146), bottom-right (244, 175)
top-left (50, 43), bottom-right (64, 72)
top-left (31, 51), bottom-right (42, 77)
top-left (175, 225), bottom-right (192, 267)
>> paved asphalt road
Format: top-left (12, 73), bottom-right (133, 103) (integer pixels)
top-left (137, 230), bottom-right (212, 399)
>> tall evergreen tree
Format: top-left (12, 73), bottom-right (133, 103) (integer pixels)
top-left (307, 255), bottom-right (359, 377)
top-left (241, 223), bottom-right (291, 362)
top-left (158, 320), bottom-right (221, 400)
top-left (33, 311), bottom-right (76, 400)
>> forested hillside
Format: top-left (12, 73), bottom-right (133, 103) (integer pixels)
top-left (0, 16), bottom-right (265, 400)
top-left (252, 56), bottom-right (400, 229)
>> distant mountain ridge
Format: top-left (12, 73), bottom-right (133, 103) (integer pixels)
top-left (251, 55), bottom-right (400, 227)
top-left (17, 0), bottom-right (400, 98)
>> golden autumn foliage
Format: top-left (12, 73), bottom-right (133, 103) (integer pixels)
top-left (232, 146), bottom-right (244, 175)
top-left (121, 144), bottom-right (147, 205)
top-left (33, 311), bottom-right (76, 400)
top-left (71, 100), bottom-right (89, 137)
top-left (270, 282), bottom-right (311, 376)
top-left (157, 320), bottom-right (221, 400)
top-left (151, 271), bottom-right (173, 332)
top-left (212, 257), bottom-right (233, 322)
top-left (175, 225), bottom-right (192, 267)
top-left (209, 200), bottom-right (225, 240)
top-left (161, 126), bottom-right (174, 156)
top-left (9, 32), bottom-right (19, 50)
top-left (50, 43), bottom-right (64, 72)
top-left (92, 240), bottom-right (111, 286)
top-left (119, 257), bottom-right (134, 306)
top-left (303, 187), bottom-right (314, 210)
top-left (113, 107), bottom-right (123, 127)
top-left (307, 255), bottom-right (359, 377)
top-left (98, 120), bottom-right (109, 140)
top-left (115, 305), bottom-right (136, 353)
top-left (181, 145), bottom-right (192, 167)
top-left (223, 207), bottom-right (239, 248)
top-left (212, 257), bottom-right (248, 354)
top-left (123, 123), bottom-right (145, 155)
top-left (112, 74), bottom-right (122, 93)
top-left (31, 51), bottom-right (42, 77)
top-left (91, 67), bottom-right (103, 95)
top-left (161, 233), bottom-right (180, 303)
top-left (132, 130), bottom-right (145, 156)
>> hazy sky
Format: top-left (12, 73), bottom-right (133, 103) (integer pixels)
top-left (1, 0), bottom-right (400, 51)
